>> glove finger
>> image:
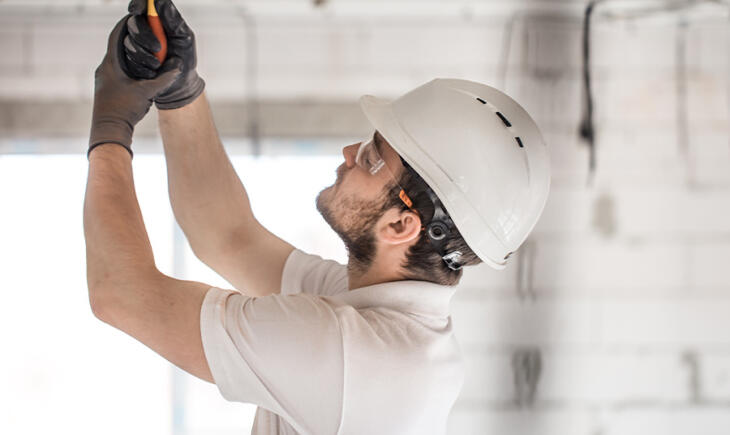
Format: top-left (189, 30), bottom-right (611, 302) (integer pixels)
top-left (124, 52), bottom-right (157, 79)
top-left (157, 56), bottom-right (183, 74)
top-left (127, 0), bottom-right (146, 15)
top-left (127, 14), bottom-right (161, 54)
top-left (103, 15), bottom-right (131, 73)
top-left (150, 56), bottom-right (183, 89)
top-left (124, 34), bottom-right (161, 70)
top-left (155, 0), bottom-right (193, 39)
top-left (97, 15), bottom-right (138, 78)
top-left (166, 32), bottom-right (193, 51)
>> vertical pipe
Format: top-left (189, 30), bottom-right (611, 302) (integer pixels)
top-left (516, 239), bottom-right (536, 301)
top-left (675, 15), bottom-right (692, 185)
top-left (498, 13), bottom-right (522, 91)
top-left (229, 1), bottom-right (261, 157)
top-left (244, 12), bottom-right (261, 157)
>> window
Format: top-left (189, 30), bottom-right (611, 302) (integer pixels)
top-left (0, 148), bottom-right (345, 435)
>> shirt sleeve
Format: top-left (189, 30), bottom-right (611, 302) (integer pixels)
top-left (200, 286), bottom-right (344, 435)
top-left (280, 249), bottom-right (348, 297)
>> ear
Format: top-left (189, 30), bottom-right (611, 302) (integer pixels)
top-left (377, 208), bottom-right (422, 245)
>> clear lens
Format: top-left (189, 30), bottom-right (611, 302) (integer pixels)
top-left (353, 132), bottom-right (418, 214)
top-left (355, 133), bottom-right (385, 175)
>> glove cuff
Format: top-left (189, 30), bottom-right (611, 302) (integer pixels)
top-left (87, 141), bottom-right (134, 160)
top-left (154, 75), bottom-right (206, 110)
top-left (88, 116), bottom-right (135, 159)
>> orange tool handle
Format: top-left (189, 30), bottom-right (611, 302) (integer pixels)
top-left (147, 0), bottom-right (167, 63)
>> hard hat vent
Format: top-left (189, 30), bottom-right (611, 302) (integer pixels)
top-left (495, 112), bottom-right (512, 128)
top-left (475, 95), bottom-right (524, 150)
top-left (476, 96), bottom-right (514, 129)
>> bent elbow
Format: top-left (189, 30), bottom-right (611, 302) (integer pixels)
top-left (87, 282), bottom-right (110, 322)
top-left (86, 276), bottom-right (122, 323)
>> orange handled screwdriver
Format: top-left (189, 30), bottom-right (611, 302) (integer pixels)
top-left (147, 0), bottom-right (167, 63)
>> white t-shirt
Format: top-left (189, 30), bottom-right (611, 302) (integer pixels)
top-left (200, 249), bottom-right (464, 435)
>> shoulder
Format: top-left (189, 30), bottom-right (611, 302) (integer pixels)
top-left (280, 249), bottom-right (348, 297)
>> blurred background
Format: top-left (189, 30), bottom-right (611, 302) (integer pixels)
top-left (1, 0), bottom-right (729, 434)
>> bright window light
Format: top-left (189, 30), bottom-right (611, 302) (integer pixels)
top-left (0, 151), bottom-right (345, 435)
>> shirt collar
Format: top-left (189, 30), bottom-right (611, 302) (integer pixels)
top-left (332, 279), bottom-right (456, 318)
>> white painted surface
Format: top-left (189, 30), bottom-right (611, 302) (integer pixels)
top-left (1, 1), bottom-right (729, 434)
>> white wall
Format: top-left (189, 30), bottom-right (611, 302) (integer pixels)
top-left (1, 1), bottom-right (729, 434)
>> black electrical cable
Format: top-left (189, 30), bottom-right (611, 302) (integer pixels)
top-left (578, 0), bottom-right (725, 184)
top-left (579, 0), bottom-right (602, 184)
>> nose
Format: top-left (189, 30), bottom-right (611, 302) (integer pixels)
top-left (343, 142), bottom-right (359, 169)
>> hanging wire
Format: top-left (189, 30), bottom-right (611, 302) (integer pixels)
top-left (497, 12), bottom-right (521, 91)
top-left (675, 14), bottom-right (692, 187)
top-left (579, 0), bottom-right (604, 186)
top-left (228, 0), bottom-right (261, 157)
top-left (579, 0), bottom-right (728, 185)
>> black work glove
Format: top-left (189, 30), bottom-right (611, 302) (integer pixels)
top-left (88, 14), bottom-right (183, 159)
top-left (126, 0), bottom-right (205, 110)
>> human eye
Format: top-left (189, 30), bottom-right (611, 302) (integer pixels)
top-left (363, 144), bottom-right (379, 165)
top-left (365, 147), bottom-right (385, 174)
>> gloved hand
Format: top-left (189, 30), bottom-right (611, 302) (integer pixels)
top-left (88, 14), bottom-right (183, 159)
top-left (125, 0), bottom-right (205, 110)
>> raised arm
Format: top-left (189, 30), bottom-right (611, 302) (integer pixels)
top-left (85, 11), bottom-right (215, 382)
top-left (158, 93), bottom-right (294, 296)
top-left (123, 0), bottom-right (294, 296)
top-left (85, 146), bottom-right (214, 383)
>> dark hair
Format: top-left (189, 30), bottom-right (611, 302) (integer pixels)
top-left (381, 160), bottom-right (482, 286)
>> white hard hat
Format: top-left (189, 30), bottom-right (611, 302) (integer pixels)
top-left (359, 78), bottom-right (551, 270)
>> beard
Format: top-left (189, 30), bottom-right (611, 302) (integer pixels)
top-left (316, 177), bottom-right (389, 275)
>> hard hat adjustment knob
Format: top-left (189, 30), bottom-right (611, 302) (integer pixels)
top-left (427, 221), bottom-right (449, 241)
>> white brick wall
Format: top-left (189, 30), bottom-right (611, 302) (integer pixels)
top-left (1, 1), bottom-right (729, 434)
top-left (447, 4), bottom-right (730, 433)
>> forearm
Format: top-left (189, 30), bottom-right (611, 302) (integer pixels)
top-left (158, 91), bottom-right (256, 256)
top-left (83, 144), bottom-right (159, 298)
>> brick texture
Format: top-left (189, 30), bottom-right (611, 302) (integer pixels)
top-left (1, 1), bottom-right (729, 434)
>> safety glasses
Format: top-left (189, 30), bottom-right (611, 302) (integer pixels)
top-left (354, 132), bottom-right (386, 175)
top-left (354, 132), bottom-right (417, 212)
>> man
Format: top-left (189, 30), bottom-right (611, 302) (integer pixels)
top-left (83, 1), bottom-right (550, 434)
